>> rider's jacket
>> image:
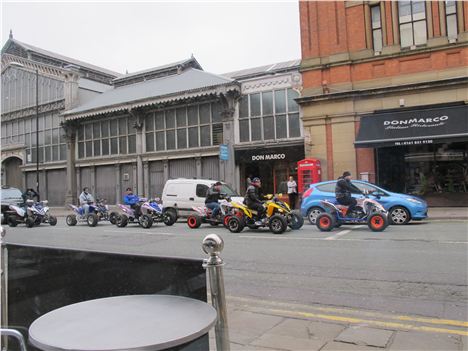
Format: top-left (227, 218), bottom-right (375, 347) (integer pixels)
top-left (79, 192), bottom-right (95, 205)
top-left (22, 190), bottom-right (39, 203)
top-left (205, 186), bottom-right (223, 204)
top-left (244, 185), bottom-right (264, 207)
top-left (335, 178), bottom-right (361, 199)
top-left (124, 194), bottom-right (140, 205)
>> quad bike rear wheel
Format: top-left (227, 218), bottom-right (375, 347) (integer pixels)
top-left (7, 216), bottom-right (18, 227)
top-left (269, 214), bottom-right (288, 234)
top-left (187, 215), bottom-right (202, 229)
top-left (227, 216), bottom-right (245, 233)
top-left (87, 213), bottom-right (98, 227)
top-left (139, 214), bottom-right (153, 229)
top-left (368, 213), bottom-right (388, 232)
top-left (316, 213), bottom-right (336, 232)
top-left (66, 214), bottom-right (77, 226)
top-left (109, 212), bottom-right (118, 225)
top-left (116, 214), bottom-right (128, 227)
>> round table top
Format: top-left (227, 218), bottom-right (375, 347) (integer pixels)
top-left (29, 295), bottom-right (217, 351)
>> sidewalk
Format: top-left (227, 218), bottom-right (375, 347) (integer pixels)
top-left (210, 296), bottom-right (467, 351)
top-left (49, 206), bottom-right (468, 220)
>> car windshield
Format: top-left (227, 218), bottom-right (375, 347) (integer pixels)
top-left (1, 188), bottom-right (22, 200)
top-left (221, 184), bottom-right (239, 196)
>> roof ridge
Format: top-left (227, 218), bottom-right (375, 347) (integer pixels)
top-left (9, 38), bottom-right (122, 77)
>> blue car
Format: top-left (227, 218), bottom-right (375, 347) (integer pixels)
top-left (301, 180), bottom-right (428, 225)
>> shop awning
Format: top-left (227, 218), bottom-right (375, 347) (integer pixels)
top-left (355, 104), bottom-right (468, 148)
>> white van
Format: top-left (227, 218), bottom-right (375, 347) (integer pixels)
top-left (162, 179), bottom-right (243, 217)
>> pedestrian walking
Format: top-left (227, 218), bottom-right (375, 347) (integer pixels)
top-left (287, 176), bottom-right (298, 209)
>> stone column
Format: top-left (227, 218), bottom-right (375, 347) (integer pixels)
top-left (220, 90), bottom-right (240, 190)
top-left (64, 123), bottom-right (77, 205)
top-left (115, 164), bottom-right (121, 204)
top-left (196, 157), bottom-right (202, 179)
top-left (63, 70), bottom-right (80, 111)
top-left (143, 161), bottom-right (150, 197)
top-left (163, 160), bottom-right (169, 182)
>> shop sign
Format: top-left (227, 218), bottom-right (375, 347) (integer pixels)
top-left (219, 144), bottom-right (229, 161)
top-left (384, 115), bottom-right (448, 130)
top-left (251, 153), bottom-right (286, 161)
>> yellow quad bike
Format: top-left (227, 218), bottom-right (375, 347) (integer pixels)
top-left (226, 195), bottom-right (304, 234)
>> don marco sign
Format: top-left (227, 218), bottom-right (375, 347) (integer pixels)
top-left (234, 144), bottom-right (305, 163)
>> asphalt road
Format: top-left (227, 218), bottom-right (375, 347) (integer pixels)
top-left (3, 218), bottom-right (467, 322)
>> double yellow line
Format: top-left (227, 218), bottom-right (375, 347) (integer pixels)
top-left (227, 296), bottom-right (468, 336)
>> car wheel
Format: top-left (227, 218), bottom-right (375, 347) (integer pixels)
top-left (389, 206), bottom-right (410, 225)
top-left (307, 207), bottom-right (324, 225)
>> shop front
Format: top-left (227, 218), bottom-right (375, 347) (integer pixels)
top-left (355, 104), bottom-right (468, 206)
top-left (235, 142), bottom-right (305, 195)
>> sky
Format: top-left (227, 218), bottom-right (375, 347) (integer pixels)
top-left (1, 1), bottom-right (301, 75)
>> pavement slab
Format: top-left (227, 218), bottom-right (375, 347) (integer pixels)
top-left (251, 332), bottom-right (326, 351)
top-left (321, 341), bottom-right (386, 350)
top-left (228, 310), bottom-right (284, 345)
top-left (335, 326), bottom-right (394, 348)
top-left (388, 331), bottom-right (462, 350)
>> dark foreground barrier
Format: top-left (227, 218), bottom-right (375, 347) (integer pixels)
top-left (1, 243), bottom-right (208, 351)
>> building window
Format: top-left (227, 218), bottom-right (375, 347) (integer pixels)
top-left (398, 1), bottom-right (427, 48)
top-left (144, 101), bottom-right (223, 152)
top-left (77, 116), bottom-right (136, 159)
top-left (238, 88), bottom-right (301, 143)
top-left (371, 5), bottom-right (383, 52)
top-left (445, 1), bottom-right (458, 39)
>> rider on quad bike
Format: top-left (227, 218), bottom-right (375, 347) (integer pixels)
top-left (123, 187), bottom-right (142, 217)
top-left (205, 181), bottom-right (225, 220)
top-left (244, 177), bottom-right (269, 226)
top-left (335, 171), bottom-right (364, 217)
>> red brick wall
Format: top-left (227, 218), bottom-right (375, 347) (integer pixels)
top-left (432, 1), bottom-right (441, 37)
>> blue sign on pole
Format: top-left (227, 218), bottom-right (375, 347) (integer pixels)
top-left (219, 144), bottom-right (229, 161)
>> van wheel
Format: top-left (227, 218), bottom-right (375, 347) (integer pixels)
top-left (163, 211), bottom-right (177, 226)
top-left (187, 215), bottom-right (202, 229)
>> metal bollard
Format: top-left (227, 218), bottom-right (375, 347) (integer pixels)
top-left (0, 328), bottom-right (27, 351)
top-left (202, 234), bottom-right (230, 351)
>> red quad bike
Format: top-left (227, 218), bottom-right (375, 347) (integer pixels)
top-left (315, 196), bottom-right (389, 232)
top-left (187, 198), bottom-right (233, 229)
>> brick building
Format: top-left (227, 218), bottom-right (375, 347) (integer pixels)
top-left (298, 1), bottom-right (468, 205)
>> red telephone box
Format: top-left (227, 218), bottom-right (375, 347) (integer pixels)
top-left (297, 158), bottom-right (321, 193)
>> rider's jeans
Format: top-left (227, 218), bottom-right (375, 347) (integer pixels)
top-left (206, 202), bottom-right (220, 217)
top-left (82, 204), bottom-right (90, 216)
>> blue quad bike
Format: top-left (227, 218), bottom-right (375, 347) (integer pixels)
top-left (315, 196), bottom-right (389, 232)
top-left (66, 199), bottom-right (118, 227)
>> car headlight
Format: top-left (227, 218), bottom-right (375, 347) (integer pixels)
top-left (406, 198), bottom-right (422, 204)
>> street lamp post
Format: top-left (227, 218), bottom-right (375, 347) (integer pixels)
top-left (35, 68), bottom-right (39, 197)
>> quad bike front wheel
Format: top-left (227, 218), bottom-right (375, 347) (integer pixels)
top-left (187, 215), bottom-right (202, 229)
top-left (368, 213), bottom-right (389, 232)
top-left (316, 213), bottom-right (336, 232)
top-left (109, 212), bottom-right (118, 225)
top-left (139, 214), bottom-right (153, 229)
top-left (66, 214), bottom-right (77, 226)
top-left (288, 210), bottom-right (304, 230)
top-left (25, 217), bottom-right (35, 228)
top-left (269, 214), bottom-right (288, 234)
top-left (48, 215), bottom-right (58, 226)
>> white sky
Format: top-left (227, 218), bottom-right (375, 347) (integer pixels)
top-left (1, 1), bottom-right (301, 75)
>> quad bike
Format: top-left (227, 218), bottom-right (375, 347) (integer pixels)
top-left (186, 198), bottom-right (233, 229)
top-left (226, 196), bottom-right (304, 234)
top-left (114, 198), bottom-right (153, 229)
top-left (7, 200), bottom-right (57, 228)
top-left (315, 196), bottom-right (389, 232)
top-left (145, 198), bottom-right (177, 226)
top-left (66, 199), bottom-right (118, 227)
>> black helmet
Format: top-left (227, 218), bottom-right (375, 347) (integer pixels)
top-left (252, 177), bottom-right (261, 183)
